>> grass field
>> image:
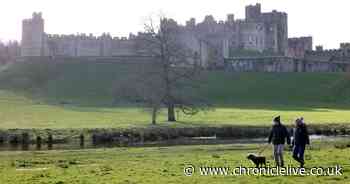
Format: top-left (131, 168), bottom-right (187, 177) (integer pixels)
top-left (1, 60), bottom-right (350, 129)
top-left (2, 89), bottom-right (350, 129)
top-left (0, 141), bottom-right (349, 184)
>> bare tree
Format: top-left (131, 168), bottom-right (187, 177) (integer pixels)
top-left (113, 16), bottom-right (209, 124)
top-left (113, 63), bottom-right (164, 124)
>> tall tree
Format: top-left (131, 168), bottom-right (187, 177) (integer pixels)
top-left (113, 17), bottom-right (209, 124)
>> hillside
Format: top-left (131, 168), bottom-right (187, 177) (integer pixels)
top-left (0, 59), bottom-right (350, 128)
top-left (1, 59), bottom-right (349, 106)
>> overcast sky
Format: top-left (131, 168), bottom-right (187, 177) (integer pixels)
top-left (0, 0), bottom-right (349, 49)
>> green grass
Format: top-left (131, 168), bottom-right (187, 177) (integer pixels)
top-left (2, 90), bottom-right (350, 129)
top-left (1, 60), bottom-right (350, 129)
top-left (0, 142), bottom-right (349, 184)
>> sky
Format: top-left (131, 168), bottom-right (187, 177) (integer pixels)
top-left (0, 0), bottom-right (349, 49)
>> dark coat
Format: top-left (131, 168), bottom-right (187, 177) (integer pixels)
top-left (268, 124), bottom-right (291, 145)
top-left (293, 124), bottom-right (310, 146)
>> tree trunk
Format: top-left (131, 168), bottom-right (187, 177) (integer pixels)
top-left (167, 103), bottom-right (176, 122)
top-left (152, 107), bottom-right (157, 125)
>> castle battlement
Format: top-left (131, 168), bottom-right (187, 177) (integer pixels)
top-left (305, 43), bottom-right (350, 61)
top-left (308, 49), bottom-right (342, 55)
top-left (22, 12), bottom-right (43, 24)
top-left (46, 32), bottom-right (139, 42)
top-left (341, 43), bottom-right (350, 49)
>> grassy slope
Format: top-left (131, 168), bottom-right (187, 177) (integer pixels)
top-left (0, 60), bottom-right (350, 129)
top-left (0, 142), bottom-right (349, 184)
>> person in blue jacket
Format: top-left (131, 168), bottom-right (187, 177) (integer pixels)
top-left (292, 118), bottom-right (310, 168)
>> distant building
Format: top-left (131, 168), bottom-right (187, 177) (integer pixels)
top-left (18, 9), bottom-right (350, 72)
top-left (21, 3), bottom-right (290, 61)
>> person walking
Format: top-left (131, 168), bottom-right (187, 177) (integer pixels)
top-left (268, 116), bottom-right (291, 167)
top-left (292, 118), bottom-right (310, 168)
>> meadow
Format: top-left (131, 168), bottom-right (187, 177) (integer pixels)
top-left (0, 140), bottom-right (349, 184)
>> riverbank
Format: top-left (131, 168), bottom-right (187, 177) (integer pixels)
top-left (0, 124), bottom-right (349, 151)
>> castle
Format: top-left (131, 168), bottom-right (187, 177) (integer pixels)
top-left (21, 4), bottom-right (288, 59)
top-left (19, 4), bottom-right (350, 72)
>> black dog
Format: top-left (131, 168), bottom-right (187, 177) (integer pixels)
top-left (247, 153), bottom-right (266, 168)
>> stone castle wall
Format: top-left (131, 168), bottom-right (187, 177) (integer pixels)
top-left (225, 56), bottom-right (350, 72)
top-left (43, 34), bottom-right (138, 57)
top-left (21, 12), bottom-right (140, 58)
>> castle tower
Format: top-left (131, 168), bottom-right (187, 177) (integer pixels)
top-left (245, 3), bottom-right (261, 21)
top-left (21, 12), bottom-right (45, 56)
top-left (340, 43), bottom-right (350, 57)
top-left (186, 18), bottom-right (196, 28)
top-left (262, 11), bottom-right (288, 55)
top-left (226, 14), bottom-right (235, 25)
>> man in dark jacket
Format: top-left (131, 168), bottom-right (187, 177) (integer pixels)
top-left (268, 116), bottom-right (291, 167)
top-left (292, 118), bottom-right (310, 168)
